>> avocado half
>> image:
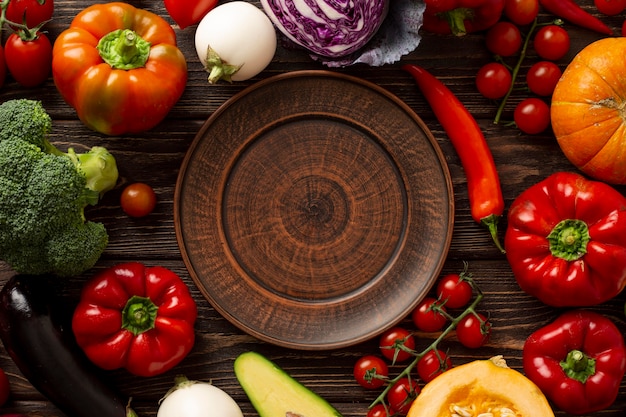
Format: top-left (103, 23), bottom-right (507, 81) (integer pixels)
top-left (234, 351), bottom-right (343, 417)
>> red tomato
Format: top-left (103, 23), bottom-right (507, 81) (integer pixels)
top-left (121, 183), bottom-right (157, 217)
top-left (476, 62), bottom-right (512, 100)
top-left (164, 0), bottom-right (218, 29)
top-left (5, 0), bottom-right (54, 28)
top-left (0, 46), bottom-right (6, 89)
top-left (456, 313), bottom-right (491, 348)
top-left (4, 32), bottom-right (52, 87)
top-left (417, 349), bottom-right (452, 383)
top-left (436, 273), bottom-right (473, 309)
top-left (533, 25), bottom-right (570, 61)
top-left (504, 0), bottom-right (539, 25)
top-left (386, 378), bottom-right (420, 415)
top-left (485, 22), bottom-right (522, 57)
top-left (0, 368), bottom-right (10, 406)
top-left (594, 0), bottom-right (626, 15)
top-left (526, 61), bottom-right (562, 96)
top-left (514, 98), bottom-right (551, 134)
top-left (411, 297), bottom-right (447, 332)
top-left (353, 355), bottom-right (389, 389)
top-left (367, 404), bottom-right (388, 417)
top-left (379, 327), bottom-right (415, 363)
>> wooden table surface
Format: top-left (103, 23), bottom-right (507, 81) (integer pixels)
top-left (1, 0), bottom-right (626, 416)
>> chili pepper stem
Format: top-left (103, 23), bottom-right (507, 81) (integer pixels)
top-left (481, 214), bottom-right (505, 253)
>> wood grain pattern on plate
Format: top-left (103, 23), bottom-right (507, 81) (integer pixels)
top-left (174, 70), bottom-right (454, 349)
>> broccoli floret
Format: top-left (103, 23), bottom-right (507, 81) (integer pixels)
top-left (0, 99), bottom-right (118, 277)
top-left (0, 99), bottom-right (59, 155)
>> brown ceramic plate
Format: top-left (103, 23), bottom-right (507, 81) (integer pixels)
top-left (174, 70), bottom-right (454, 350)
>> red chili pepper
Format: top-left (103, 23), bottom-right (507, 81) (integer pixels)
top-left (539, 0), bottom-right (613, 35)
top-left (423, 0), bottom-right (505, 36)
top-left (523, 310), bottom-right (626, 414)
top-left (504, 172), bottom-right (626, 306)
top-left (72, 262), bottom-right (198, 377)
top-left (402, 64), bottom-right (504, 252)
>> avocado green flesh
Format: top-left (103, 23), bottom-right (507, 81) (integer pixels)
top-left (234, 352), bottom-right (343, 417)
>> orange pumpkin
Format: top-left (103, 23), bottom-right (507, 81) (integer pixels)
top-left (551, 38), bottom-right (626, 184)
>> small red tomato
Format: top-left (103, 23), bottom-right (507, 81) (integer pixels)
top-left (4, 32), bottom-right (52, 87)
top-left (456, 313), bottom-right (491, 348)
top-left (485, 21), bottom-right (523, 57)
top-left (412, 297), bottom-right (447, 332)
top-left (476, 62), bottom-right (512, 100)
top-left (594, 0), bottom-right (626, 15)
top-left (120, 183), bottom-right (157, 217)
top-left (367, 404), bottom-right (388, 417)
top-left (526, 61), bottom-right (562, 96)
top-left (164, 0), bottom-right (218, 29)
top-left (514, 98), bottom-right (551, 134)
top-left (5, 0), bottom-right (54, 28)
top-left (353, 355), bottom-right (389, 389)
top-left (417, 349), bottom-right (452, 383)
top-left (533, 25), bottom-right (570, 61)
top-left (0, 368), bottom-right (10, 406)
top-left (504, 0), bottom-right (539, 25)
top-left (379, 327), bottom-right (415, 363)
top-left (436, 273), bottom-right (473, 309)
top-left (387, 378), bottom-right (420, 415)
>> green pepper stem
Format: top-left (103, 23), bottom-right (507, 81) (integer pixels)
top-left (560, 349), bottom-right (596, 384)
top-left (121, 295), bottom-right (158, 335)
top-left (547, 218), bottom-right (590, 261)
top-left (97, 29), bottom-right (151, 70)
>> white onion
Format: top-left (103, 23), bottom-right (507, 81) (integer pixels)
top-left (194, 2), bottom-right (277, 83)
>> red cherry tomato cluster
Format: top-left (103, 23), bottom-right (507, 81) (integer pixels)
top-left (352, 263), bottom-right (491, 416)
top-left (476, 3), bottom-right (575, 135)
top-left (0, 0), bottom-right (55, 88)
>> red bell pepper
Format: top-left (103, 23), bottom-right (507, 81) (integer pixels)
top-left (504, 172), bottom-right (626, 306)
top-left (72, 262), bottom-right (198, 377)
top-left (422, 0), bottom-right (504, 36)
top-left (523, 310), bottom-right (626, 415)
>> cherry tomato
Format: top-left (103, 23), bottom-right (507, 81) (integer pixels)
top-left (379, 327), bottom-right (415, 363)
top-left (594, 0), bottom-right (626, 15)
top-left (526, 61), bottom-right (562, 96)
top-left (353, 355), bottom-right (389, 389)
top-left (386, 378), bottom-right (420, 415)
top-left (475, 62), bottom-right (512, 100)
top-left (456, 313), bottom-right (491, 348)
top-left (485, 22), bottom-right (522, 57)
top-left (5, 0), bottom-right (54, 28)
top-left (4, 32), bottom-right (52, 87)
top-left (367, 404), bottom-right (388, 417)
top-left (120, 183), bottom-right (157, 217)
top-left (0, 368), bottom-right (10, 406)
top-left (533, 25), bottom-right (570, 61)
top-left (412, 297), bottom-right (447, 332)
top-left (436, 273), bottom-right (473, 309)
top-left (514, 98), bottom-right (551, 134)
top-left (504, 0), bottom-right (539, 25)
top-left (164, 0), bottom-right (218, 29)
top-left (417, 349), bottom-right (452, 383)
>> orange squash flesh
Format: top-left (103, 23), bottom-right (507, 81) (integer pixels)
top-left (551, 37), bottom-right (626, 184)
top-left (407, 356), bottom-right (554, 417)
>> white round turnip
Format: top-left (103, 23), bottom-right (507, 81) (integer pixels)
top-left (195, 2), bottom-right (277, 83)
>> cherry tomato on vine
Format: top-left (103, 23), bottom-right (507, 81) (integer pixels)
top-left (379, 327), bottom-right (415, 362)
top-left (485, 22), bottom-right (522, 57)
top-left (120, 183), bottom-right (157, 217)
top-left (436, 273), bottom-right (473, 309)
top-left (5, 0), bottom-right (54, 28)
top-left (526, 61), bottom-right (562, 96)
top-left (476, 62), bottom-right (512, 100)
top-left (353, 355), bottom-right (389, 389)
top-left (417, 349), bottom-right (452, 383)
top-left (533, 25), bottom-right (570, 61)
top-left (387, 377), bottom-right (420, 415)
top-left (412, 297), bottom-right (448, 332)
top-left (456, 313), bottom-right (491, 348)
top-left (504, 0), bottom-right (539, 25)
top-left (4, 32), bottom-right (52, 87)
top-left (594, 0), bottom-right (626, 15)
top-left (514, 98), bottom-right (551, 134)
top-left (367, 404), bottom-right (388, 417)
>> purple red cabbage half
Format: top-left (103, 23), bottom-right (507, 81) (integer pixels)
top-left (259, 0), bottom-right (424, 67)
